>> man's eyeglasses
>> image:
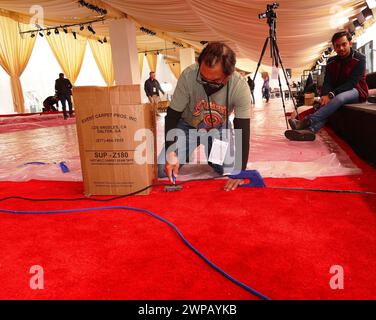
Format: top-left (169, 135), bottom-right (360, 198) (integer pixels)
top-left (196, 69), bottom-right (225, 89)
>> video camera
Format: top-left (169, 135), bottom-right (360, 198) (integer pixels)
top-left (258, 2), bottom-right (279, 20)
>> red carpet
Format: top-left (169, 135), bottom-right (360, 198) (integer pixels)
top-left (0, 130), bottom-right (375, 300)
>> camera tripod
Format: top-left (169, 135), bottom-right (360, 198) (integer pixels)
top-left (253, 5), bottom-right (298, 128)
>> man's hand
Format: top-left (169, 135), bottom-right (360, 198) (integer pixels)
top-left (320, 95), bottom-right (330, 106)
top-left (164, 151), bottom-right (179, 183)
top-left (224, 178), bottom-right (245, 191)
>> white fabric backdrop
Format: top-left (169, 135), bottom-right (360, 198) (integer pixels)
top-left (0, 0), bottom-right (367, 73)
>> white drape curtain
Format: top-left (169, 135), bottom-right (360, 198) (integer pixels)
top-left (0, 14), bottom-right (36, 112)
top-left (0, 1), bottom-right (366, 74)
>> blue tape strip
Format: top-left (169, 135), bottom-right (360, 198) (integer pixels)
top-left (59, 161), bottom-right (70, 173)
top-left (229, 170), bottom-right (266, 188)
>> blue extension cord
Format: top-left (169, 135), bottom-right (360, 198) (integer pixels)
top-left (0, 205), bottom-right (270, 300)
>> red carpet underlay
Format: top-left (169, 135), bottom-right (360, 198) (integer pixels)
top-left (0, 101), bottom-right (375, 299)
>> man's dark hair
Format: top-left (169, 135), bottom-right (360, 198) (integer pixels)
top-left (149, 71), bottom-right (155, 75)
top-left (198, 42), bottom-right (236, 76)
top-left (331, 30), bottom-right (352, 44)
top-left (59, 73), bottom-right (64, 78)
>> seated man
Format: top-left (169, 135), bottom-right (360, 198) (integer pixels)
top-left (42, 95), bottom-right (59, 112)
top-left (157, 42), bottom-right (251, 191)
top-left (285, 30), bottom-right (369, 141)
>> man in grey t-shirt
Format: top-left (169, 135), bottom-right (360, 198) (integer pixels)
top-left (159, 42), bottom-right (251, 191)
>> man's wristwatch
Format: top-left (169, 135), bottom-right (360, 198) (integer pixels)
top-left (328, 92), bottom-right (335, 99)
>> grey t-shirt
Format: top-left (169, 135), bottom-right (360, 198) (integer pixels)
top-left (169, 63), bottom-right (251, 129)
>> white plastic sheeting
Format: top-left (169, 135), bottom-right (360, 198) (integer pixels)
top-left (0, 100), bottom-right (360, 182)
top-left (247, 102), bottom-right (361, 179)
top-left (0, 115), bottom-right (82, 181)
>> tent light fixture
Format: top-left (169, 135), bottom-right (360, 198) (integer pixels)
top-left (362, 6), bottom-right (374, 19)
top-left (78, 0), bottom-right (108, 16)
top-left (87, 25), bottom-right (96, 34)
top-left (18, 17), bottom-right (106, 38)
top-left (141, 47), bottom-right (176, 55)
top-left (140, 27), bottom-right (156, 36)
top-left (353, 19), bottom-right (361, 29)
top-left (172, 41), bottom-right (184, 48)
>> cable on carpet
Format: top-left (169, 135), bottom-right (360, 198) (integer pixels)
top-left (0, 205), bottom-right (270, 301)
top-left (0, 174), bottom-right (374, 202)
top-left (268, 186), bottom-right (376, 195)
top-left (0, 176), bottom-right (225, 202)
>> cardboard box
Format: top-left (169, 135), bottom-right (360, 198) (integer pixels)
top-left (156, 100), bottom-right (170, 112)
top-left (73, 86), bottom-right (156, 195)
top-left (304, 92), bottom-right (315, 106)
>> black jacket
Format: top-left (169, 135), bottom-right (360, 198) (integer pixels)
top-left (144, 78), bottom-right (164, 97)
top-left (43, 96), bottom-right (58, 107)
top-left (55, 78), bottom-right (73, 96)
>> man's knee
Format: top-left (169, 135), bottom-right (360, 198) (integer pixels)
top-left (333, 95), bottom-right (346, 105)
top-left (334, 90), bottom-right (359, 105)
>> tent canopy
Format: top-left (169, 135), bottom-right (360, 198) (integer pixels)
top-left (0, 0), bottom-right (370, 74)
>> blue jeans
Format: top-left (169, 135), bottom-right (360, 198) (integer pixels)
top-left (59, 94), bottom-right (73, 117)
top-left (308, 88), bottom-right (359, 133)
top-left (262, 88), bottom-right (270, 101)
top-left (157, 120), bottom-right (237, 178)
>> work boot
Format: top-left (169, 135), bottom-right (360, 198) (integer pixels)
top-left (284, 129), bottom-right (316, 141)
top-left (288, 118), bottom-right (311, 130)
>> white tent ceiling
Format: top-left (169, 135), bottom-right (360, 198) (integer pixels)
top-left (0, 0), bottom-right (371, 74)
